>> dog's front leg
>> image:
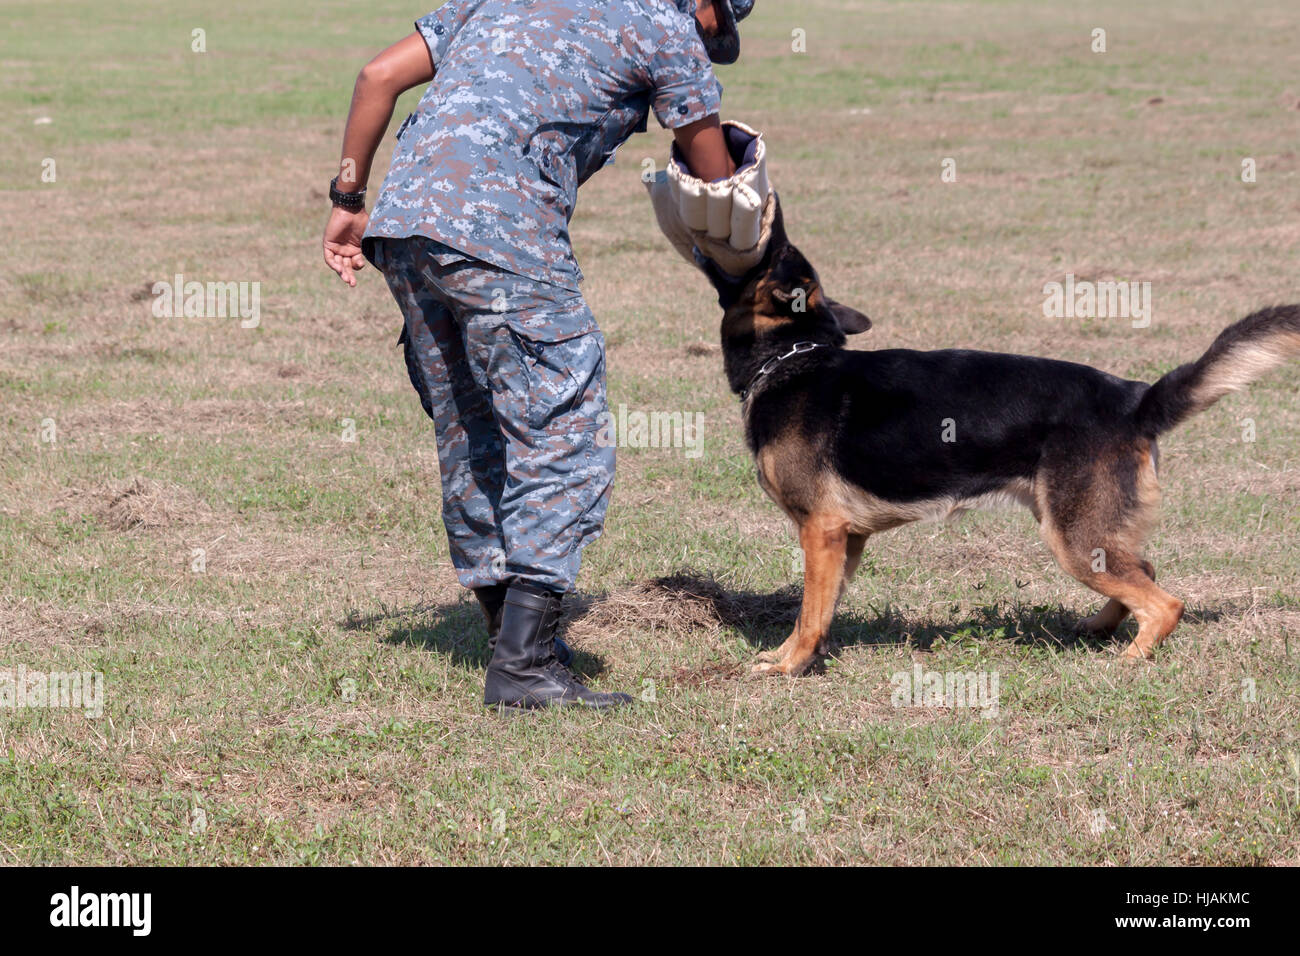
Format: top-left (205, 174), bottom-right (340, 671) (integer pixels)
top-left (754, 514), bottom-right (851, 676)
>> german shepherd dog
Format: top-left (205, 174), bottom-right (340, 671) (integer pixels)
top-left (701, 198), bottom-right (1300, 676)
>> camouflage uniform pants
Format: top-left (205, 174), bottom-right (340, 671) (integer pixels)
top-left (372, 236), bottom-right (614, 594)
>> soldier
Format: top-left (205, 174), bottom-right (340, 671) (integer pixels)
top-left (322, 1), bottom-right (763, 710)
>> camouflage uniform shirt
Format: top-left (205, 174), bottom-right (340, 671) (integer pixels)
top-left (363, 0), bottom-right (722, 292)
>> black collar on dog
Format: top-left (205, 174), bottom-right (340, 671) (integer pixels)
top-left (739, 341), bottom-right (827, 401)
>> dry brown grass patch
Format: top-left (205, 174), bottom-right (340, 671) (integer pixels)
top-left (565, 571), bottom-right (801, 645)
top-left (95, 476), bottom-right (212, 531)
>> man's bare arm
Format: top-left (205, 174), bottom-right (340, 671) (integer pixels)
top-left (672, 114), bottom-right (736, 182)
top-left (324, 33), bottom-right (434, 286)
top-left (335, 32), bottom-right (436, 193)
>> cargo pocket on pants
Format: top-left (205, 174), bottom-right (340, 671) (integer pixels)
top-left (503, 325), bottom-right (604, 434)
top-left (505, 327), bottom-right (587, 432)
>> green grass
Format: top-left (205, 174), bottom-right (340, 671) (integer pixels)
top-left (1, 0), bottom-right (1298, 865)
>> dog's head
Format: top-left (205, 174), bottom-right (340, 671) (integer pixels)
top-left (702, 195), bottom-right (871, 347)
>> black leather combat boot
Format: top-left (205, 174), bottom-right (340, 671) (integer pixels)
top-left (483, 584), bottom-right (632, 711)
top-left (475, 583), bottom-right (573, 667)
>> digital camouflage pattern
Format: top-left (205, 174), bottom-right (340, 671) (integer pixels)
top-left (363, 0), bottom-right (723, 592)
top-left (362, 0), bottom-right (722, 291)
top-left (373, 236), bottom-right (615, 593)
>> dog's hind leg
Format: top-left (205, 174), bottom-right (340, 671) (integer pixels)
top-left (1037, 438), bottom-right (1183, 659)
top-left (754, 513), bottom-right (851, 676)
top-left (839, 533), bottom-right (868, 600)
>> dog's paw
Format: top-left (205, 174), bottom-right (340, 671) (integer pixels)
top-left (756, 649), bottom-right (783, 663)
top-left (751, 654), bottom-right (816, 677)
top-left (1120, 640), bottom-right (1155, 661)
top-left (753, 658), bottom-right (807, 676)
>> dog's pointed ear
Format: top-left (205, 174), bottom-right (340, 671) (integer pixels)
top-left (825, 296), bottom-right (871, 334)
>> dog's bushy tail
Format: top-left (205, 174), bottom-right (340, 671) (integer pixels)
top-left (1133, 304), bottom-right (1300, 437)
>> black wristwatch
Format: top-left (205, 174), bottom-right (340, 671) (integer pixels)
top-left (329, 176), bottom-right (366, 210)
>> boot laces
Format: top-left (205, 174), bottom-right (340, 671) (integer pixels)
top-left (539, 604), bottom-right (585, 687)
top-left (542, 655), bottom-right (585, 686)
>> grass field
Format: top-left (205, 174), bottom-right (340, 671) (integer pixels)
top-left (2, 0), bottom-right (1298, 865)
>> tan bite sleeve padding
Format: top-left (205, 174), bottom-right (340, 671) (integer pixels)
top-left (705, 180), bottom-right (733, 239)
top-left (668, 118), bottom-right (771, 244)
top-left (729, 182), bottom-right (763, 252)
top-left (644, 169), bottom-right (703, 269)
top-left (651, 119), bottom-right (775, 275)
top-left (668, 158), bottom-right (710, 232)
top-left (722, 119), bottom-right (770, 198)
top-left (697, 189), bottom-right (777, 276)
top-left (722, 120), bottom-right (770, 251)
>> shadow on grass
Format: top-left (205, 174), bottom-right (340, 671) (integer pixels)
top-left (340, 572), bottom-right (1230, 682)
top-left (640, 570), bottom-right (1229, 658)
top-left (340, 594), bottom-right (617, 681)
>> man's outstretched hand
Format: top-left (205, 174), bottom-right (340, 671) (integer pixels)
top-left (323, 207), bottom-right (369, 287)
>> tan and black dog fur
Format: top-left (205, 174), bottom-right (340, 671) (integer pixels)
top-left (701, 199), bottom-right (1300, 676)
